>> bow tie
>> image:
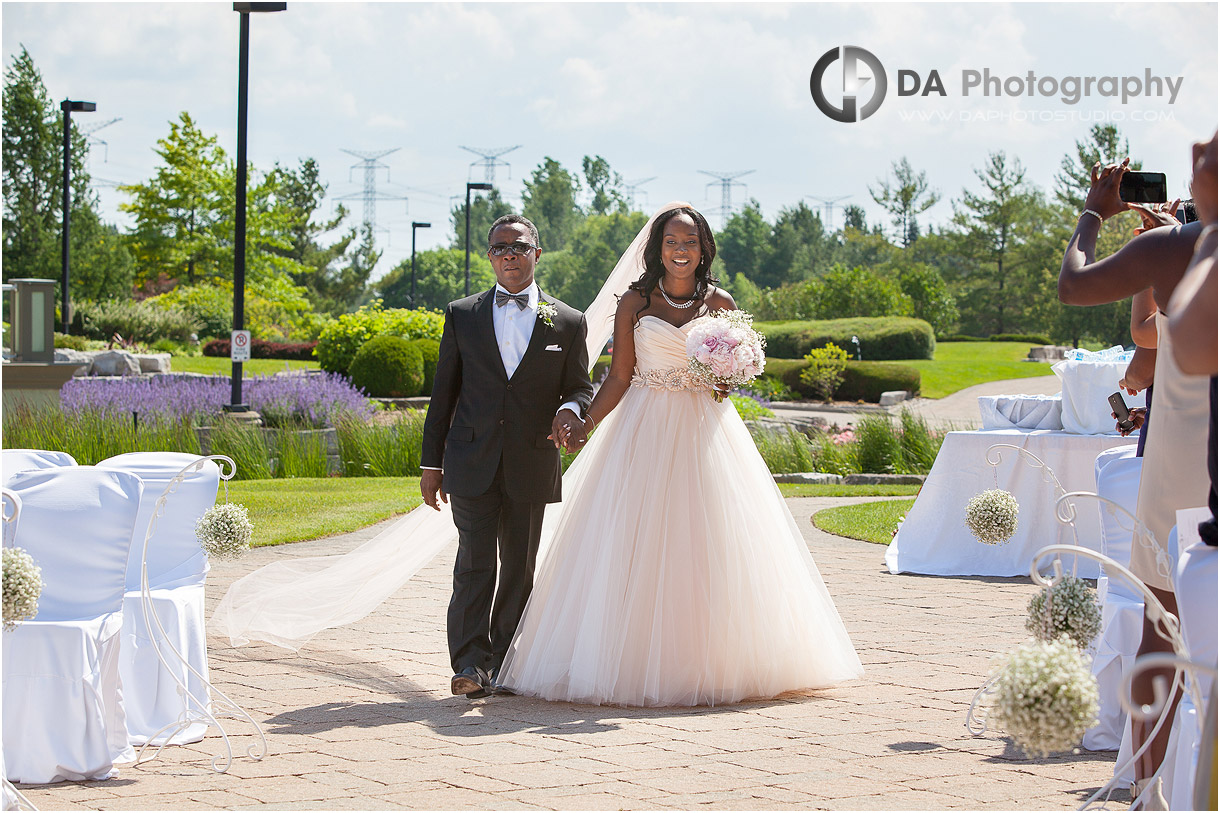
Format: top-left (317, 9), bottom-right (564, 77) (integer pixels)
top-left (495, 290), bottom-right (530, 310)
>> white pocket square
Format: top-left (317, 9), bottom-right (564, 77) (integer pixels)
top-left (545, 344), bottom-right (563, 351)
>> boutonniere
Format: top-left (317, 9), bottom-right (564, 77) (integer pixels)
top-left (537, 301), bottom-right (557, 329)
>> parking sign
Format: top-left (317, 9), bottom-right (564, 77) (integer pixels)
top-left (231, 330), bottom-right (251, 362)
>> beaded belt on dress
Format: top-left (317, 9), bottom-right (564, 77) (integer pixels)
top-left (630, 367), bottom-right (708, 392)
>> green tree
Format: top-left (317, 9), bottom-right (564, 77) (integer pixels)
top-left (807, 265), bottom-right (912, 320)
top-left (1054, 124), bottom-right (1140, 211)
top-left (375, 248), bottom-right (495, 311)
top-left (894, 263), bottom-right (958, 336)
top-left (2, 46), bottom-right (132, 301)
top-left (582, 155), bottom-right (627, 216)
top-left (765, 202), bottom-right (829, 285)
top-left (717, 200), bottom-right (774, 288)
top-left (535, 209), bottom-right (648, 310)
top-left (868, 157), bottom-right (941, 247)
top-left (521, 157), bottom-right (582, 251)
top-left (449, 187), bottom-right (514, 251)
top-left (949, 151), bottom-right (1053, 336)
top-left (841, 204), bottom-right (868, 233)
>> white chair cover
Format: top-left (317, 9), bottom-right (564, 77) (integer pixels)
top-left (2, 450), bottom-right (76, 546)
top-left (1083, 445), bottom-right (1143, 755)
top-left (2, 467), bottom-right (142, 784)
top-left (1163, 516), bottom-right (1216, 810)
top-left (98, 452), bottom-right (219, 746)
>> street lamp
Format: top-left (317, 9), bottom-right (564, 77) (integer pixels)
top-left (228, 1), bottom-right (286, 416)
top-left (410, 221), bottom-right (431, 305)
top-left (60, 99), bottom-right (95, 334)
top-left (464, 182), bottom-right (493, 296)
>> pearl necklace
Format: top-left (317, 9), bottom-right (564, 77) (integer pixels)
top-left (658, 280), bottom-right (698, 309)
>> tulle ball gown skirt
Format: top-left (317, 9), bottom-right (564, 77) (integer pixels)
top-left (498, 381), bottom-right (864, 706)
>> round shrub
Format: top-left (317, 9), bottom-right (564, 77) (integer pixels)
top-left (315, 303), bottom-right (444, 374)
top-left (990, 333), bottom-right (1052, 345)
top-left (410, 338), bottom-right (441, 396)
top-left (756, 317), bottom-right (935, 361)
top-left (349, 336), bottom-right (424, 398)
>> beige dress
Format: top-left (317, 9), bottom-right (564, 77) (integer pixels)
top-left (1129, 311), bottom-right (1212, 591)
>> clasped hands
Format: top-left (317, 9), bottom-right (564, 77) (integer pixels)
top-left (549, 409), bottom-right (589, 453)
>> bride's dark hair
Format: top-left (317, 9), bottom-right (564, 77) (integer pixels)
top-left (629, 206), bottom-right (718, 319)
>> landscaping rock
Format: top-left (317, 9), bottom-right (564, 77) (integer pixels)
top-left (843, 473), bottom-right (926, 485)
top-left (879, 390), bottom-right (909, 406)
top-left (90, 349), bottom-right (140, 376)
top-left (53, 348), bottom-right (94, 375)
top-left (772, 472), bottom-right (843, 484)
top-left (134, 353), bottom-right (172, 374)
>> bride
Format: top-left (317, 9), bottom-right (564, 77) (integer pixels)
top-left (212, 201), bottom-right (863, 706)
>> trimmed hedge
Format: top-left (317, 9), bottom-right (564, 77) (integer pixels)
top-left (990, 333), bottom-right (1052, 345)
top-left (938, 334), bottom-right (988, 342)
top-left (763, 358), bottom-right (921, 403)
top-left (203, 338), bottom-right (318, 361)
top-left (349, 336), bottom-right (424, 398)
top-left (756, 317), bottom-right (935, 361)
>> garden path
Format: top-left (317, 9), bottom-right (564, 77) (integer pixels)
top-left (15, 496), bottom-right (1125, 810)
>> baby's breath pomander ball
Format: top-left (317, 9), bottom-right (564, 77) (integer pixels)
top-left (1026, 575), bottom-right (1102, 650)
top-left (965, 489), bottom-right (1019, 545)
top-left (992, 636), bottom-right (1100, 758)
top-left (195, 503), bottom-right (253, 559)
top-left (3, 546), bottom-right (44, 631)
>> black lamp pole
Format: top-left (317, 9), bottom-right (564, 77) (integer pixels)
top-left (410, 221), bottom-right (430, 304)
top-left (229, 2), bottom-right (285, 413)
top-left (60, 99), bottom-right (95, 334)
top-left (464, 182), bottom-right (493, 296)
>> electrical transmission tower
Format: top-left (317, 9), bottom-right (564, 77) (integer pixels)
top-left (338, 148), bottom-right (409, 239)
top-left (806, 195), bottom-right (852, 229)
top-left (698, 170), bottom-right (753, 229)
top-left (623, 176), bottom-right (657, 210)
top-left (460, 145), bottom-right (520, 184)
top-left (80, 117), bottom-right (121, 162)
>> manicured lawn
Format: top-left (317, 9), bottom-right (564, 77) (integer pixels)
top-left (222, 478), bottom-right (920, 548)
top-left (171, 356), bottom-right (321, 376)
top-left (228, 476), bottom-right (421, 547)
top-left (907, 342), bottom-right (1053, 399)
top-left (813, 498), bottom-right (916, 545)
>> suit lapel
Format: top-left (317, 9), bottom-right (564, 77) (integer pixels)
top-left (474, 289), bottom-right (507, 381)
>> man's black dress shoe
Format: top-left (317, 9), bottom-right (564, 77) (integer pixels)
top-left (451, 665), bottom-right (490, 698)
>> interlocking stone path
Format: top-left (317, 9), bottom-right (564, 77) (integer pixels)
top-left (17, 497), bottom-right (1124, 810)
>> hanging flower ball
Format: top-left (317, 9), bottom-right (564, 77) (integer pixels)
top-left (3, 547), bottom-right (44, 631)
top-left (195, 503), bottom-right (254, 559)
top-left (1026, 575), bottom-right (1102, 650)
top-left (965, 489), bottom-right (1019, 545)
top-left (992, 636), bottom-right (1100, 758)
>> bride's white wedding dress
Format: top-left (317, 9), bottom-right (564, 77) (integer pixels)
top-left (497, 315), bottom-right (863, 706)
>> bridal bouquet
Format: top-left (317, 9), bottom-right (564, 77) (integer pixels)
top-left (685, 310), bottom-right (767, 400)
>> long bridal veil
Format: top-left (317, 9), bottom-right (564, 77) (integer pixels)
top-left (210, 201), bottom-right (690, 652)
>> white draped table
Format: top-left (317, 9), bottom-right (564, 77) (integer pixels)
top-left (885, 428), bottom-right (1134, 578)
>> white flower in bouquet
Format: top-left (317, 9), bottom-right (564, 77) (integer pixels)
top-left (685, 309), bottom-right (767, 399)
top-left (196, 503), bottom-right (254, 559)
top-left (3, 546), bottom-right (44, 631)
top-left (1026, 575), bottom-right (1102, 650)
top-left (992, 635), bottom-right (1099, 758)
top-left (965, 489), bottom-right (1019, 545)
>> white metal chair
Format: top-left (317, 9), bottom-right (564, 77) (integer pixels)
top-left (98, 452), bottom-right (219, 746)
top-left (2, 467), bottom-right (142, 784)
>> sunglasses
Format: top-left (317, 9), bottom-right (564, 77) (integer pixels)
top-left (488, 241), bottom-right (538, 257)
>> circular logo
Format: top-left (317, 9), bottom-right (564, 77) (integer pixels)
top-left (810, 46), bottom-right (887, 123)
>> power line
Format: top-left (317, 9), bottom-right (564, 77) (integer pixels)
top-left (698, 170), bottom-right (753, 229)
top-left (80, 117), bottom-right (121, 162)
top-left (623, 176), bottom-right (656, 210)
top-left (337, 148), bottom-right (409, 241)
top-left (806, 195), bottom-right (852, 229)
top-left (459, 145), bottom-right (520, 184)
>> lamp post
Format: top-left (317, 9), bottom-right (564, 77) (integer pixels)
top-left (464, 182), bottom-right (493, 296)
top-left (60, 99), bottom-right (95, 335)
top-left (228, 1), bottom-right (286, 416)
top-left (410, 221), bottom-right (431, 304)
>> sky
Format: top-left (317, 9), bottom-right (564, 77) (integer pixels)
top-left (3, 1), bottom-right (1217, 281)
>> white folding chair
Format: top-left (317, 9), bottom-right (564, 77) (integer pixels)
top-left (1082, 445), bottom-right (1143, 768)
top-left (98, 452), bottom-right (219, 746)
top-left (2, 467), bottom-right (142, 784)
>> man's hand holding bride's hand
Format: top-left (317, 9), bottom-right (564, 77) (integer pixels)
top-left (420, 469), bottom-right (447, 511)
top-left (550, 409), bottom-right (587, 453)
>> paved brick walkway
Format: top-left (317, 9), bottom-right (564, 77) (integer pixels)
top-left (17, 497), bottom-right (1124, 810)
